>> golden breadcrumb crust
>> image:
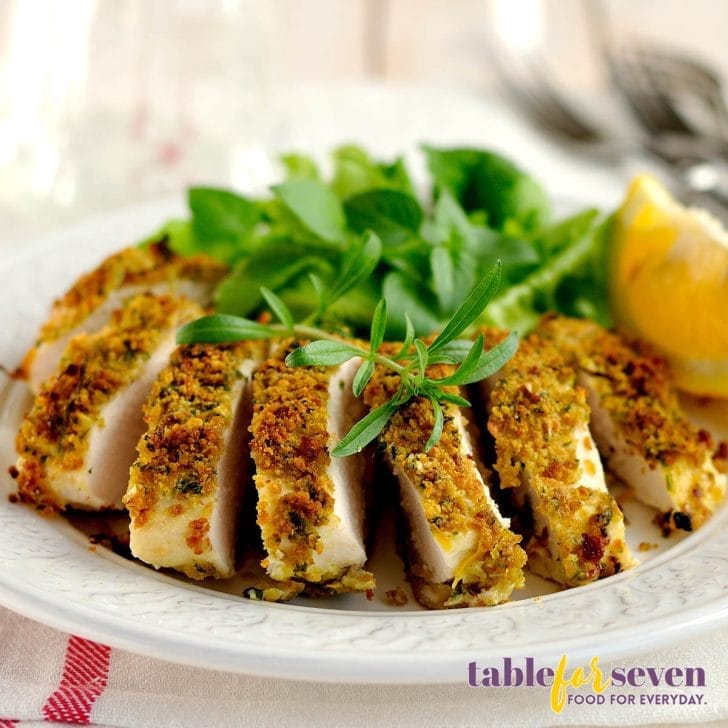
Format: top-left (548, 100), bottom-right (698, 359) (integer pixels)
top-left (488, 334), bottom-right (589, 487)
top-left (16, 242), bottom-right (225, 380)
top-left (539, 315), bottom-right (712, 470)
top-left (487, 333), bottom-right (633, 585)
top-left (124, 340), bottom-right (266, 578)
top-left (39, 242), bottom-right (225, 344)
top-left (716, 441), bottom-right (728, 475)
top-left (250, 341), bottom-right (374, 594)
top-left (364, 344), bottom-right (526, 608)
top-left (15, 293), bottom-right (199, 513)
top-left (538, 315), bottom-right (726, 531)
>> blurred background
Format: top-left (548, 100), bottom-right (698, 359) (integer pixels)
top-left (1, 0), bottom-right (728, 245)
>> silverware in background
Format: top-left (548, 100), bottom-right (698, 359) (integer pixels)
top-left (609, 45), bottom-right (728, 144)
top-left (608, 45), bottom-right (728, 211)
top-left (490, 35), bottom-right (728, 221)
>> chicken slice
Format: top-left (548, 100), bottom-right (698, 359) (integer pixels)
top-left (538, 315), bottom-right (727, 533)
top-left (363, 346), bottom-right (526, 609)
top-left (18, 242), bottom-right (226, 391)
top-left (15, 292), bottom-right (203, 513)
top-left (124, 340), bottom-right (267, 580)
top-left (249, 342), bottom-right (374, 597)
top-left (484, 332), bottom-right (635, 587)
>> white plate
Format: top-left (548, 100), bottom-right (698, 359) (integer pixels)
top-left (1, 200), bottom-right (727, 683)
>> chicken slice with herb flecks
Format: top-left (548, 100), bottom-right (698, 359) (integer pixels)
top-left (124, 340), bottom-right (267, 580)
top-left (364, 344), bottom-right (526, 609)
top-left (538, 315), bottom-right (727, 533)
top-left (483, 330), bottom-right (635, 586)
top-left (249, 342), bottom-right (374, 597)
top-left (15, 293), bottom-right (203, 513)
top-left (18, 242), bottom-right (226, 392)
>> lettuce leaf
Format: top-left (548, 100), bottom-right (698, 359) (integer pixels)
top-left (423, 146), bottom-right (552, 233)
top-left (479, 211), bottom-right (612, 332)
top-left (139, 145), bottom-right (613, 339)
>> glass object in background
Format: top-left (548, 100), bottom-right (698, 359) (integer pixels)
top-left (0, 0), bottom-right (272, 235)
top-left (485, 0), bottom-right (610, 94)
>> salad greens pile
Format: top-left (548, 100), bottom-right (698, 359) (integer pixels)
top-left (152, 144), bottom-right (613, 338)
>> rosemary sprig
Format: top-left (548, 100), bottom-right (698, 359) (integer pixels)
top-left (177, 259), bottom-right (518, 457)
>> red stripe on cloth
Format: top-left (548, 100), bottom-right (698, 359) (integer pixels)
top-left (42, 636), bottom-right (111, 725)
top-left (0, 719), bottom-right (19, 727)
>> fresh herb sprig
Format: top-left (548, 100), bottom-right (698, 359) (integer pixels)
top-left (177, 259), bottom-right (518, 457)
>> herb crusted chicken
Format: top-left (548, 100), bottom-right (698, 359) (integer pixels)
top-left (364, 345), bottom-right (527, 609)
top-left (249, 342), bottom-right (375, 596)
top-left (124, 340), bottom-right (266, 579)
top-left (17, 242), bottom-right (226, 392)
top-left (484, 330), bottom-right (635, 586)
top-left (538, 315), bottom-right (727, 533)
top-left (15, 292), bottom-right (203, 512)
top-left (10, 231), bottom-right (726, 610)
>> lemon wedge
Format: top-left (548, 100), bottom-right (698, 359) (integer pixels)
top-left (609, 173), bottom-right (728, 397)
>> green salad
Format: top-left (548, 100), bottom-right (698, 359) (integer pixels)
top-left (148, 144), bottom-right (613, 339)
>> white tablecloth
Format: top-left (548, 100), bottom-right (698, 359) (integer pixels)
top-left (0, 605), bottom-right (726, 727)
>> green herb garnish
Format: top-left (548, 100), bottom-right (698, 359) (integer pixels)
top-left (177, 260), bottom-right (518, 456)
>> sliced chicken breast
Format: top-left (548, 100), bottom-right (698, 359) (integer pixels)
top-left (364, 347), bottom-right (526, 609)
top-left (484, 332), bottom-right (635, 586)
top-left (18, 242), bottom-right (226, 391)
top-left (124, 340), bottom-right (267, 580)
top-left (15, 293), bottom-right (203, 513)
top-left (249, 342), bottom-right (374, 596)
top-left (538, 315), bottom-right (727, 533)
